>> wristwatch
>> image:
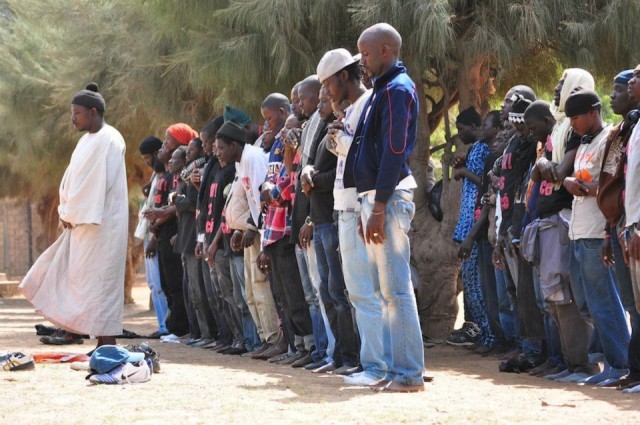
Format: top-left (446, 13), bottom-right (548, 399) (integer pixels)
top-left (305, 216), bottom-right (314, 227)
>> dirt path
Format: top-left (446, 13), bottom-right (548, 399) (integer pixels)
top-left (1, 286), bottom-right (639, 424)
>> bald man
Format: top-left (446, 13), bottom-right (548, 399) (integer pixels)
top-left (346, 23), bottom-right (425, 392)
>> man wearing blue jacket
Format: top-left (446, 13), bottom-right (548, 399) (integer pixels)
top-left (349, 22), bottom-right (424, 392)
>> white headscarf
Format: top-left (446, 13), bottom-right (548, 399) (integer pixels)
top-left (550, 68), bottom-right (595, 164)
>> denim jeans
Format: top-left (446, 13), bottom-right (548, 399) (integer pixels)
top-left (214, 250), bottom-right (244, 345)
top-left (361, 190), bottom-right (424, 385)
top-left (339, 210), bottom-right (386, 380)
top-left (495, 269), bottom-right (518, 345)
top-left (229, 254), bottom-right (260, 350)
top-left (184, 254), bottom-right (213, 340)
top-left (264, 239), bottom-right (314, 350)
top-left (295, 244), bottom-right (328, 362)
top-left (203, 260), bottom-right (231, 344)
top-left (570, 239), bottom-right (630, 369)
top-left (143, 239), bottom-right (168, 334)
top-left (314, 222), bottom-right (360, 367)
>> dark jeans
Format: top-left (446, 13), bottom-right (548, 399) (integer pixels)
top-left (157, 238), bottom-right (189, 336)
top-left (264, 239), bottom-right (314, 344)
top-left (181, 256), bottom-right (200, 339)
top-left (478, 239), bottom-right (505, 344)
top-left (202, 260), bottom-right (231, 344)
top-left (314, 223), bottom-right (360, 367)
top-left (214, 250), bottom-right (243, 345)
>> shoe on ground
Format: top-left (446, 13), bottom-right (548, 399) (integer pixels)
top-left (250, 343), bottom-right (272, 359)
top-left (612, 375), bottom-right (640, 390)
top-left (556, 372), bottom-right (590, 383)
top-left (146, 330), bottom-right (169, 339)
top-left (369, 378), bottom-right (391, 391)
top-left (201, 340), bottom-right (220, 349)
top-left (305, 359), bottom-right (328, 371)
top-left (343, 373), bottom-right (379, 386)
top-left (332, 365), bottom-right (360, 376)
top-left (276, 352), bottom-right (301, 366)
top-left (291, 351), bottom-right (314, 368)
top-left (160, 333), bottom-right (180, 342)
top-left (255, 340), bottom-right (287, 360)
top-left (269, 352), bottom-right (293, 363)
top-left (422, 337), bottom-right (436, 348)
top-left (35, 324), bottom-right (58, 336)
top-left (40, 329), bottom-right (83, 345)
top-left (544, 369), bottom-right (570, 380)
top-left (225, 347), bottom-right (247, 355)
top-left (124, 342), bottom-right (161, 373)
top-left (190, 338), bottom-right (214, 348)
top-left (313, 362), bottom-right (337, 374)
top-left (496, 348), bottom-right (521, 361)
top-left (1, 352), bottom-right (35, 371)
top-left (380, 381), bottom-right (425, 393)
top-left (446, 323), bottom-right (480, 347)
top-left (88, 361), bottom-right (151, 385)
top-left (473, 344), bottom-right (494, 355)
top-left (580, 367), bottom-right (628, 385)
top-left (528, 361), bottom-right (555, 377)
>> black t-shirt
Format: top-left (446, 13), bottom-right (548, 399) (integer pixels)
top-left (154, 172), bottom-right (179, 241)
top-left (498, 134), bottom-right (536, 236)
top-left (536, 134), bottom-right (580, 218)
top-left (203, 162), bottom-right (235, 246)
top-left (474, 152), bottom-right (497, 240)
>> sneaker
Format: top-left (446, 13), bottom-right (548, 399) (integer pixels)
top-left (446, 323), bottom-right (480, 347)
top-left (1, 352), bottom-right (35, 371)
top-left (88, 360), bottom-right (151, 385)
top-left (305, 359), bottom-right (328, 371)
top-left (160, 333), bottom-right (180, 342)
top-left (124, 342), bottom-right (161, 373)
top-left (343, 373), bottom-right (379, 386)
top-left (146, 330), bottom-right (169, 339)
top-left (160, 334), bottom-right (181, 344)
top-left (544, 369), bottom-right (570, 380)
top-left (313, 362), bottom-right (337, 374)
top-left (332, 365), bottom-right (361, 376)
top-left (556, 372), bottom-right (590, 383)
top-left (190, 338), bottom-right (214, 348)
top-left (40, 329), bottom-right (84, 345)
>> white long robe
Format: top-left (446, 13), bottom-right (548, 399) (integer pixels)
top-left (20, 124), bottom-right (128, 336)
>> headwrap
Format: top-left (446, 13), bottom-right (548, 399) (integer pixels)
top-left (216, 120), bottom-right (247, 144)
top-left (615, 70), bottom-right (634, 86)
top-left (223, 104), bottom-right (252, 125)
top-left (508, 94), bottom-right (532, 123)
top-left (166, 123), bottom-right (198, 146)
top-left (138, 136), bottom-right (163, 154)
top-left (564, 87), bottom-right (601, 118)
top-left (456, 106), bottom-right (481, 127)
top-left (550, 68), bottom-right (595, 165)
top-left (71, 82), bottom-right (106, 111)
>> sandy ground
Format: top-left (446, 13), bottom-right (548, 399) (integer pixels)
top-left (1, 284), bottom-right (639, 425)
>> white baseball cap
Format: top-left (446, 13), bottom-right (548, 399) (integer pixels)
top-left (317, 48), bottom-right (359, 83)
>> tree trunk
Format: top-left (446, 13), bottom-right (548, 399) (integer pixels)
top-left (409, 72), bottom-right (461, 339)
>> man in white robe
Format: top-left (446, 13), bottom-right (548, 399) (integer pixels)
top-left (20, 82), bottom-right (128, 348)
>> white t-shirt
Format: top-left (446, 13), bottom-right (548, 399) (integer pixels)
top-left (568, 125), bottom-right (611, 240)
top-left (333, 89), bottom-right (371, 211)
top-left (625, 124), bottom-right (640, 228)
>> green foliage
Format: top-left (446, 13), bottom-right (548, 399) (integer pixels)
top-left (0, 0), bottom-right (638, 203)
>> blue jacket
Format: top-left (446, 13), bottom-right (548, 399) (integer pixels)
top-left (348, 62), bottom-right (418, 204)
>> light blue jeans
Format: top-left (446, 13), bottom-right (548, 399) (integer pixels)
top-left (569, 239), bottom-right (630, 369)
top-left (143, 239), bottom-right (168, 334)
top-left (339, 210), bottom-right (386, 380)
top-left (230, 255), bottom-right (260, 351)
top-left (361, 190), bottom-right (424, 385)
top-left (295, 244), bottom-right (329, 363)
